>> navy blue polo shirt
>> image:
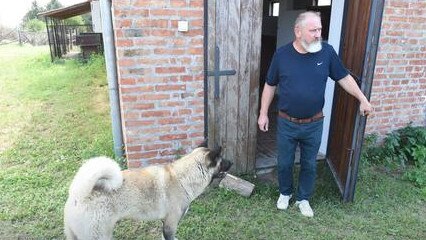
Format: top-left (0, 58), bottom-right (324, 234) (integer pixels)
top-left (266, 42), bottom-right (349, 118)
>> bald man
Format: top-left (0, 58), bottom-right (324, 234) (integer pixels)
top-left (258, 11), bottom-right (372, 217)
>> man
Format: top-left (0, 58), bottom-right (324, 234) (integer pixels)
top-left (257, 11), bottom-right (372, 217)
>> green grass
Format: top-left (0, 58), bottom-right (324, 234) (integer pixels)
top-left (0, 44), bottom-right (425, 239)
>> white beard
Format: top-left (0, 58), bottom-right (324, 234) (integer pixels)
top-left (301, 39), bottom-right (322, 53)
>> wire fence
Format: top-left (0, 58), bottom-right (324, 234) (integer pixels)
top-left (0, 29), bottom-right (48, 46)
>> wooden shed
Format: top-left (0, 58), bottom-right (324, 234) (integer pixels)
top-left (39, 0), bottom-right (98, 60)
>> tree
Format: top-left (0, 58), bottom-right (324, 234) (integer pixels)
top-left (22, 1), bottom-right (45, 22)
top-left (81, 13), bottom-right (93, 25)
top-left (45, 0), bottom-right (63, 11)
top-left (64, 16), bottom-right (85, 26)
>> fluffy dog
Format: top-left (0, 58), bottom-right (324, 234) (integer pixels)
top-left (64, 146), bottom-right (231, 240)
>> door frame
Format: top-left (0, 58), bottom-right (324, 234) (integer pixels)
top-left (327, 0), bottom-right (385, 202)
top-left (204, 0), bottom-right (263, 173)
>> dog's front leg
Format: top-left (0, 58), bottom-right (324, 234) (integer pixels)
top-left (162, 208), bottom-right (186, 240)
top-left (162, 218), bottom-right (178, 240)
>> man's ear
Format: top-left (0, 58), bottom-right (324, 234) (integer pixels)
top-left (294, 27), bottom-right (301, 38)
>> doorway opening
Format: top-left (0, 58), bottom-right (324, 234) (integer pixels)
top-left (255, 0), bottom-right (332, 172)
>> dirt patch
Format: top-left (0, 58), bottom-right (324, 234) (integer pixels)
top-left (91, 85), bottom-right (109, 114)
top-left (0, 102), bottom-right (41, 153)
top-left (0, 220), bottom-right (35, 240)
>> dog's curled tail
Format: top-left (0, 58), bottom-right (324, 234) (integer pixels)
top-left (69, 156), bottom-right (123, 200)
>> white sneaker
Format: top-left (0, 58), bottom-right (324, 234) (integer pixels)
top-left (295, 200), bottom-right (314, 217)
top-left (276, 194), bottom-right (292, 210)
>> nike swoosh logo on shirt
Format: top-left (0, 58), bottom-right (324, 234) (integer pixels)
top-left (317, 62), bottom-right (323, 66)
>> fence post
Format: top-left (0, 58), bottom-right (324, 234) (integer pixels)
top-left (18, 30), bottom-right (22, 45)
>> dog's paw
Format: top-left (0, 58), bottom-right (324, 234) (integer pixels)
top-left (161, 236), bottom-right (178, 240)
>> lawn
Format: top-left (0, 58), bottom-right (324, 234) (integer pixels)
top-left (0, 44), bottom-right (425, 239)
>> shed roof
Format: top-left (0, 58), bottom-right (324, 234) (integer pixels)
top-left (38, 1), bottom-right (92, 20)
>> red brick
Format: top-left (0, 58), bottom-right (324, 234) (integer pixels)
top-left (116, 19), bottom-right (133, 28)
top-left (155, 67), bottom-right (186, 74)
top-left (151, 29), bottom-right (176, 37)
top-left (134, 38), bottom-right (167, 46)
top-left (188, 47), bottom-right (203, 55)
top-left (135, 0), bottom-right (168, 8)
top-left (118, 59), bottom-right (136, 66)
top-left (178, 109), bottom-right (192, 116)
top-left (123, 112), bottom-right (140, 119)
top-left (160, 101), bottom-right (185, 107)
top-left (154, 48), bottom-right (186, 55)
top-left (132, 103), bottom-right (155, 110)
top-left (127, 151), bottom-right (158, 159)
top-left (150, 9), bottom-right (177, 16)
top-left (189, 0), bottom-right (203, 8)
top-left (410, 60), bottom-right (426, 65)
top-left (159, 134), bottom-right (187, 141)
top-left (189, 132), bottom-right (204, 138)
top-left (178, 10), bottom-right (203, 18)
top-left (171, 0), bottom-right (187, 7)
top-left (121, 95), bottom-right (138, 102)
top-left (156, 84), bottom-right (186, 91)
top-left (121, 86), bottom-right (155, 93)
top-left (182, 29), bottom-right (204, 37)
top-left (190, 37), bottom-right (203, 44)
top-left (388, 16), bottom-right (409, 22)
top-left (126, 135), bottom-right (159, 144)
top-left (143, 143), bottom-right (172, 151)
top-left (140, 94), bottom-right (171, 101)
top-left (116, 39), bottom-right (133, 47)
top-left (141, 110), bottom-right (171, 118)
top-left (158, 118), bottom-right (185, 125)
top-left (190, 116), bottom-right (204, 122)
top-left (127, 145), bottom-right (142, 152)
top-left (137, 58), bottom-right (170, 65)
top-left (169, 37), bottom-right (187, 46)
top-left (120, 77), bottom-right (136, 85)
top-left (143, 126), bottom-right (174, 134)
top-left (125, 120), bottom-right (155, 127)
top-left (190, 19), bottom-right (204, 28)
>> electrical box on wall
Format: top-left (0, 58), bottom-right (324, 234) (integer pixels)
top-left (178, 20), bottom-right (189, 32)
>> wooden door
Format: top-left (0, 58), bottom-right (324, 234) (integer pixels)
top-left (207, 0), bottom-right (263, 173)
top-left (327, 0), bottom-right (385, 202)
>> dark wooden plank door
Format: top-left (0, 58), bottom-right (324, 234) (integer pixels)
top-left (327, 0), bottom-right (385, 202)
top-left (207, 0), bottom-right (263, 173)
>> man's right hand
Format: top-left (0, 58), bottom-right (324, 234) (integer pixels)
top-left (258, 83), bottom-right (276, 132)
top-left (258, 114), bottom-right (269, 132)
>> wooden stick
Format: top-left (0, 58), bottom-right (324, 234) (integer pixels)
top-left (219, 173), bottom-right (255, 197)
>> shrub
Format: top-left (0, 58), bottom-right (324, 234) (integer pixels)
top-left (362, 124), bottom-right (426, 187)
top-left (23, 19), bottom-right (45, 32)
top-left (404, 144), bottom-right (426, 187)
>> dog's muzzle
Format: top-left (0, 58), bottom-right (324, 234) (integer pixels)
top-left (214, 159), bottom-right (232, 179)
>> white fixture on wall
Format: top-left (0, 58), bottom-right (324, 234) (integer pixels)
top-left (178, 20), bottom-right (189, 32)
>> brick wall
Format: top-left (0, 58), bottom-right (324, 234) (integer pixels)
top-left (367, 0), bottom-right (426, 136)
top-left (112, 0), bottom-right (205, 168)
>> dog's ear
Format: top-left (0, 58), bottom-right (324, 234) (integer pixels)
top-left (207, 146), bottom-right (222, 167)
top-left (197, 139), bottom-right (208, 148)
top-left (208, 146), bottom-right (221, 159)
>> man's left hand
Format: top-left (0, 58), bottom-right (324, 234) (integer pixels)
top-left (360, 101), bottom-right (373, 116)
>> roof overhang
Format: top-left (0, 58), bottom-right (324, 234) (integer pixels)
top-left (38, 1), bottom-right (92, 20)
